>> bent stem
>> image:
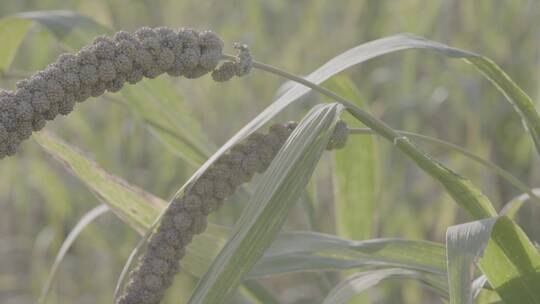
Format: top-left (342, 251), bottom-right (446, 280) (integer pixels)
top-left (348, 128), bottom-right (540, 206)
top-left (221, 54), bottom-right (402, 141)
top-left (225, 54), bottom-right (515, 217)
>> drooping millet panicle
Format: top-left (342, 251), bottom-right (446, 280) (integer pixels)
top-left (117, 120), bottom-right (348, 304)
top-left (0, 27), bottom-right (251, 159)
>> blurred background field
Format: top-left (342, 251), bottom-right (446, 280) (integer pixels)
top-left (0, 1), bottom-right (539, 303)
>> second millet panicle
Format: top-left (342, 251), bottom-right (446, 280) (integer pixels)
top-left (117, 120), bottom-right (349, 304)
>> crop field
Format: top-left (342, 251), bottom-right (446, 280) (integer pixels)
top-left (0, 1), bottom-right (539, 303)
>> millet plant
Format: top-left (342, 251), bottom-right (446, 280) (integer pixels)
top-left (2, 10), bottom-right (540, 304)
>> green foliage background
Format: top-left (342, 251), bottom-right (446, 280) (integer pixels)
top-left (0, 1), bottom-right (539, 303)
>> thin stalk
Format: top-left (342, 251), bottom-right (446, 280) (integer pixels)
top-left (39, 204), bottom-right (110, 304)
top-left (348, 128), bottom-right (540, 206)
top-left (221, 54), bottom-right (399, 142)
top-left (225, 54), bottom-right (510, 217)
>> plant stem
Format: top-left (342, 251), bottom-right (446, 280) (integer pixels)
top-left (221, 54), bottom-right (401, 142)
top-left (348, 128), bottom-right (540, 206)
top-left (225, 54), bottom-right (515, 217)
top-left (223, 54), bottom-right (408, 141)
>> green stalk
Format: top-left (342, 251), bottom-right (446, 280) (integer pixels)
top-left (230, 55), bottom-right (497, 219)
top-left (348, 128), bottom-right (540, 206)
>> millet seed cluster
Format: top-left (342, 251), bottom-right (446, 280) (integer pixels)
top-left (0, 27), bottom-right (250, 158)
top-left (117, 120), bottom-right (348, 304)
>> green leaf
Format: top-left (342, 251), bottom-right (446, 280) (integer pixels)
top-left (37, 127), bottom-right (540, 303)
top-left (250, 232), bottom-right (446, 278)
top-left (446, 216), bottom-right (540, 304)
top-left (25, 130), bottom-right (453, 295)
top-left (247, 34), bottom-right (507, 220)
top-left (466, 57), bottom-right (540, 154)
top-left (478, 217), bottom-right (540, 304)
top-left (326, 76), bottom-right (378, 241)
top-left (446, 217), bottom-right (499, 304)
top-left (0, 16), bottom-right (33, 73)
top-left (346, 104), bottom-right (497, 220)
top-left (322, 268), bottom-right (448, 304)
top-left (258, 33), bottom-right (540, 156)
top-left (33, 131), bottom-right (226, 278)
top-left (187, 103), bottom-right (344, 303)
top-left (264, 33), bottom-right (540, 302)
top-left (36, 128), bottom-right (447, 285)
top-left (121, 78), bottom-right (215, 166)
top-left (35, 131), bottom-right (163, 233)
top-left (475, 286), bottom-right (503, 304)
top-left (341, 71), bottom-right (539, 304)
top-left (500, 188), bottom-right (540, 219)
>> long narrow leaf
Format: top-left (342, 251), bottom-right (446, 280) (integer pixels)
top-left (345, 104), bottom-right (497, 219)
top-left (465, 57), bottom-right (540, 153)
top-left (500, 188), bottom-right (540, 219)
top-left (478, 217), bottom-right (540, 303)
top-left (177, 33), bottom-right (540, 206)
top-left (446, 217), bottom-right (499, 304)
top-left (34, 112), bottom-right (451, 288)
top-left (347, 102), bottom-right (540, 303)
top-left (251, 232), bottom-right (446, 278)
top-left (322, 268), bottom-right (447, 304)
top-left (33, 131), bottom-right (227, 278)
top-left (253, 33), bottom-right (540, 155)
top-left (446, 216), bottom-right (540, 304)
top-left (39, 204), bottom-right (110, 304)
top-left (212, 33), bottom-right (540, 177)
top-left (35, 131), bottom-right (163, 232)
top-left (121, 79), bottom-right (215, 166)
top-left (26, 129), bottom-right (455, 295)
top-left (327, 76), bottom-right (378, 240)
